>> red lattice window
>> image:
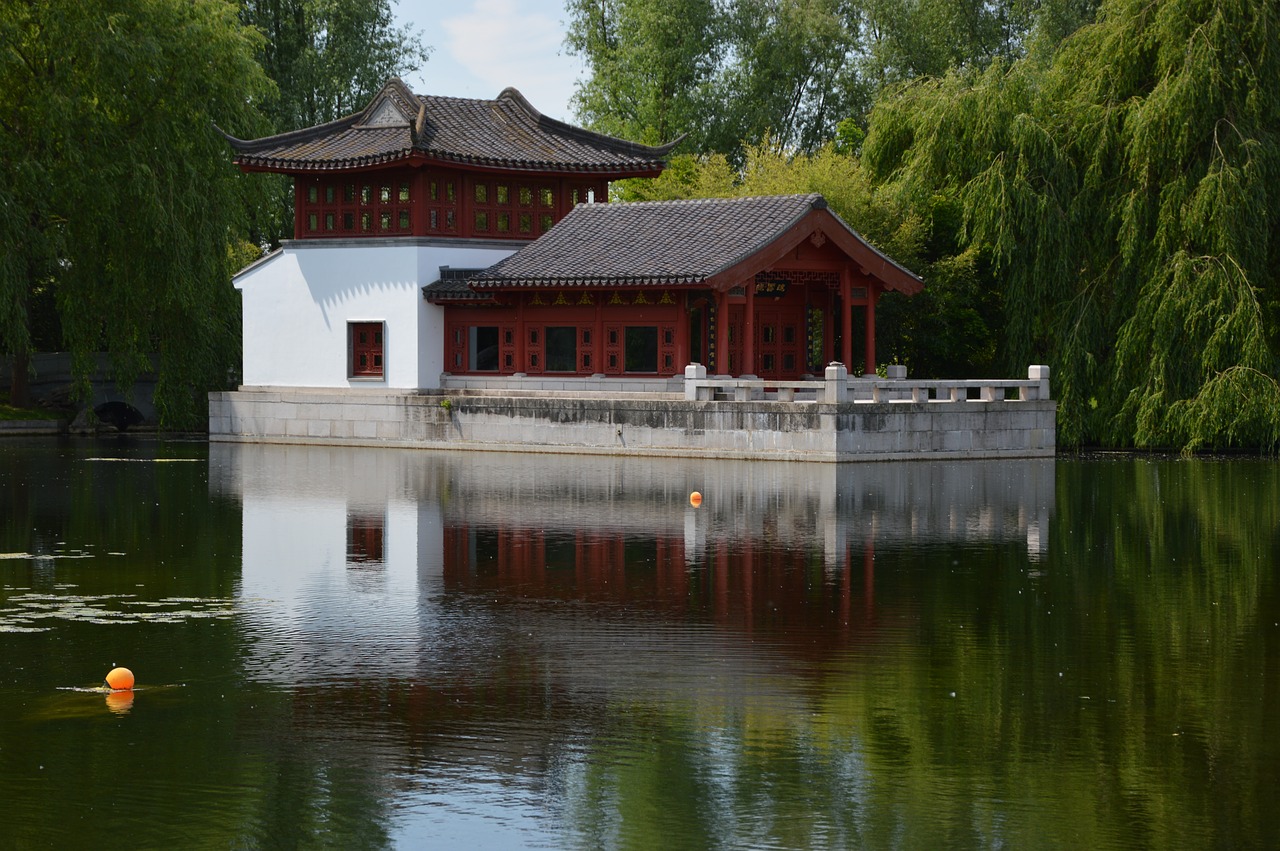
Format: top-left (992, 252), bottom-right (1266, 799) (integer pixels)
top-left (471, 179), bottom-right (567, 239)
top-left (300, 176), bottom-right (412, 238)
top-left (350, 321), bottom-right (384, 378)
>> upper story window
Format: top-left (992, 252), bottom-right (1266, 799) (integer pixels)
top-left (299, 175), bottom-right (413, 239)
top-left (295, 172), bottom-right (607, 240)
top-left (469, 178), bottom-right (605, 239)
top-left (425, 174), bottom-right (457, 234)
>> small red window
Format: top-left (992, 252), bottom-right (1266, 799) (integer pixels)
top-left (351, 322), bottom-right (384, 378)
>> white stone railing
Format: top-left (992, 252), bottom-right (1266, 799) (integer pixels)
top-left (683, 363), bottom-right (1051, 403)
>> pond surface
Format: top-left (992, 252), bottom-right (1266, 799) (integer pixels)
top-left (0, 438), bottom-right (1276, 848)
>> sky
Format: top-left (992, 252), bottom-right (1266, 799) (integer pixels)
top-left (392, 0), bottom-right (584, 121)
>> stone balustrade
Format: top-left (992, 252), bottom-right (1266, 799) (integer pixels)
top-left (683, 363), bottom-right (1051, 404)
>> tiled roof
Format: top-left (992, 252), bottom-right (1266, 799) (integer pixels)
top-left (222, 78), bottom-right (676, 175)
top-left (422, 267), bottom-right (495, 303)
top-left (465, 194), bottom-right (923, 293)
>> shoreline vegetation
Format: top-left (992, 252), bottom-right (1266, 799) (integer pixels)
top-left (0, 404), bottom-right (62, 422)
top-left (3, 0), bottom-right (1276, 451)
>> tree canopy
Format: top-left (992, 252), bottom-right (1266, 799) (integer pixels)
top-left (862, 0), bottom-right (1280, 449)
top-left (237, 0), bottom-right (430, 246)
top-left (594, 0), bottom-right (1278, 450)
top-left (0, 0), bottom-right (428, 425)
top-left (0, 0), bottom-right (272, 426)
top-left (566, 0), bottom-right (1099, 161)
top-left (239, 0), bottom-right (429, 133)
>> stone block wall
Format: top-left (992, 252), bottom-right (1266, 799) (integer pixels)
top-left (210, 388), bottom-right (1056, 462)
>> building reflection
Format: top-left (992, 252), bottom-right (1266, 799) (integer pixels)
top-left (210, 443), bottom-right (1053, 671)
top-left (207, 443), bottom-right (1058, 842)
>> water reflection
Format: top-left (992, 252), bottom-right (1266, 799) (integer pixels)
top-left (206, 445), bottom-right (1065, 846)
top-left (211, 445), bottom-right (1053, 678)
top-left (6, 440), bottom-right (1273, 848)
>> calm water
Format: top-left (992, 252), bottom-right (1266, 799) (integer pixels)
top-left (0, 438), bottom-right (1276, 849)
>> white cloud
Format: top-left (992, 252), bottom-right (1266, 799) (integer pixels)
top-left (398, 0), bottom-right (582, 120)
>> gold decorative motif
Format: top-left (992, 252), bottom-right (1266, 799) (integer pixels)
top-left (809, 230), bottom-right (827, 248)
top-left (577, 291), bottom-right (594, 305)
top-left (530, 292), bottom-right (546, 306)
top-left (633, 291), bottom-right (650, 305)
top-left (609, 291), bottom-right (625, 305)
top-left (553, 291), bottom-right (570, 305)
top-left (658, 291), bottom-right (675, 304)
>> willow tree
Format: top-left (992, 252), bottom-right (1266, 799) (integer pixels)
top-left (863, 0), bottom-right (1280, 449)
top-left (240, 0), bottom-right (428, 132)
top-left (236, 0), bottom-right (429, 246)
top-left (567, 0), bottom-right (1097, 163)
top-left (618, 143), bottom-right (1000, 377)
top-left (0, 0), bottom-right (272, 425)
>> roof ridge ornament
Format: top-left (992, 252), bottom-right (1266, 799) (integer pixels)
top-left (412, 101), bottom-right (426, 144)
top-left (363, 96), bottom-right (411, 128)
top-left (355, 77), bottom-right (419, 128)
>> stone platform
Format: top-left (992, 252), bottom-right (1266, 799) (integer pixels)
top-left (209, 366), bottom-right (1055, 462)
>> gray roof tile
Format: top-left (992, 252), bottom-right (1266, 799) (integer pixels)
top-left (468, 194), bottom-right (823, 287)
top-left (464, 194), bottom-right (924, 294)
top-left (224, 78), bottom-right (676, 175)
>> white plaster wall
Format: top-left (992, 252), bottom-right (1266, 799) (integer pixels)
top-left (235, 240), bottom-right (516, 389)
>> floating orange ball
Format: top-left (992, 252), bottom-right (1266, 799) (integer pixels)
top-left (690, 491), bottom-right (703, 507)
top-left (104, 667), bottom-right (135, 691)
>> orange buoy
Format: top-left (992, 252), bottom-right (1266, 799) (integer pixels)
top-left (104, 666), bottom-right (135, 691)
top-left (690, 491), bottom-right (703, 507)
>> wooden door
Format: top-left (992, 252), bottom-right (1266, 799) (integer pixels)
top-left (755, 308), bottom-right (805, 379)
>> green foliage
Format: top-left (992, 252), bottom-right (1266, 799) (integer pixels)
top-left (717, 0), bottom-right (868, 153)
top-left (862, 0), bottom-right (1280, 449)
top-left (619, 144), bottom-right (1002, 377)
top-left (0, 0), bottom-right (272, 427)
top-left (240, 0), bottom-right (429, 131)
top-left (237, 0), bottom-right (429, 247)
top-left (0, 0), bottom-right (429, 425)
top-left (567, 0), bottom-right (1100, 161)
top-left (0, 404), bottom-right (60, 422)
top-left (565, 0), bottom-right (723, 148)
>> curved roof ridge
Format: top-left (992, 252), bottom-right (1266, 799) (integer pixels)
top-left (227, 77), bottom-right (680, 175)
top-left (356, 76), bottom-right (418, 125)
top-left (219, 111), bottom-right (363, 153)
top-left (586, 192), bottom-right (826, 210)
top-left (493, 86), bottom-right (684, 158)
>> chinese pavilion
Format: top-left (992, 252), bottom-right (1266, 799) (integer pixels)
top-left (223, 78), bottom-right (921, 390)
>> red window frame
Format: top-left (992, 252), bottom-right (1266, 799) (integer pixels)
top-left (350, 321), bottom-right (385, 378)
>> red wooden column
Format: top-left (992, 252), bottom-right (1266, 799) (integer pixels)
top-left (293, 184), bottom-right (306, 239)
top-left (675, 296), bottom-right (690, 374)
top-left (411, 170), bottom-right (428, 237)
top-left (594, 292), bottom-right (604, 373)
top-left (743, 282), bottom-right (756, 376)
top-left (459, 174), bottom-right (473, 238)
top-left (713, 289), bottom-right (729, 374)
top-left (864, 286), bottom-right (878, 376)
top-left (516, 294), bottom-right (526, 373)
top-left (839, 267), bottom-right (854, 369)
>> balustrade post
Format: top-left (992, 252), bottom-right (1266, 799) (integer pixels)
top-left (684, 363), bottom-right (707, 400)
top-left (825, 362), bottom-right (848, 403)
top-left (1028, 364), bottom-right (1051, 400)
